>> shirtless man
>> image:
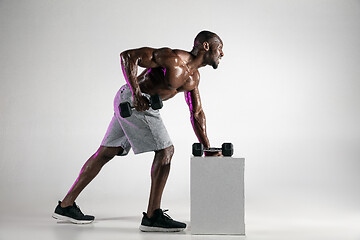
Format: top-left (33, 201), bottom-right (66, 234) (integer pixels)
top-left (53, 30), bottom-right (224, 232)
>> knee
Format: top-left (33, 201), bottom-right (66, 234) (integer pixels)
top-left (164, 145), bottom-right (175, 162)
top-left (166, 145), bottom-right (175, 158)
top-left (156, 145), bottom-right (174, 166)
top-left (96, 146), bottom-right (121, 163)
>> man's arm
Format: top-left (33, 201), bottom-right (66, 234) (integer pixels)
top-left (120, 47), bottom-right (177, 111)
top-left (120, 47), bottom-right (162, 111)
top-left (185, 87), bottom-right (211, 149)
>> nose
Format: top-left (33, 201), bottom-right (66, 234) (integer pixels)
top-left (220, 50), bottom-right (224, 57)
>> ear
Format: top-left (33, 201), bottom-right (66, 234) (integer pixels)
top-left (203, 42), bottom-right (210, 51)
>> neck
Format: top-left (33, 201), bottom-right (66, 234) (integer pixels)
top-left (188, 48), bottom-right (207, 70)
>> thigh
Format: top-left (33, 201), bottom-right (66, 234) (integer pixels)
top-left (114, 87), bottom-right (172, 155)
top-left (100, 114), bottom-right (131, 156)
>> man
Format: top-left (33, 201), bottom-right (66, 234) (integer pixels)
top-left (52, 30), bottom-right (224, 232)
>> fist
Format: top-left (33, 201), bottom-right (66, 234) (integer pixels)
top-left (133, 95), bottom-right (150, 112)
top-left (205, 151), bottom-right (223, 157)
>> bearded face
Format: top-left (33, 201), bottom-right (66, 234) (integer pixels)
top-left (206, 40), bottom-right (224, 69)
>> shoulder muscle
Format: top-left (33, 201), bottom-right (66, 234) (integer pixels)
top-left (153, 48), bottom-right (182, 68)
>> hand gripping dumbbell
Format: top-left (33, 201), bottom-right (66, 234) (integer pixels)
top-left (192, 143), bottom-right (234, 157)
top-left (119, 94), bottom-right (163, 118)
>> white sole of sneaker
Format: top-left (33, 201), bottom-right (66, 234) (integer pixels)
top-left (139, 225), bottom-right (185, 232)
top-left (52, 213), bottom-right (94, 224)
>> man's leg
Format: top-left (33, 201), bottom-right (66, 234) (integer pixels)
top-left (146, 145), bottom-right (174, 217)
top-left (53, 146), bottom-right (123, 224)
top-left (140, 145), bottom-right (186, 232)
top-left (61, 146), bottom-right (124, 207)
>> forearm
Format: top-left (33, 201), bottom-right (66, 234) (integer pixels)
top-left (120, 51), bottom-right (141, 97)
top-left (190, 110), bottom-right (210, 148)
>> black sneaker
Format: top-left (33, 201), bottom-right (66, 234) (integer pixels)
top-left (139, 209), bottom-right (186, 232)
top-left (52, 201), bottom-right (95, 224)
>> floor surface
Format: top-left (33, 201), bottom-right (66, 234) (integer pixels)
top-left (1, 208), bottom-right (359, 240)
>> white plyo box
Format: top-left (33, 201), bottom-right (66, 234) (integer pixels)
top-left (191, 157), bottom-right (245, 235)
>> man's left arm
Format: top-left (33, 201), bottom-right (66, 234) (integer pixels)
top-left (185, 87), bottom-right (221, 156)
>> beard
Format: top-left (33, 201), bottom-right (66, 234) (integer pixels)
top-left (211, 60), bottom-right (219, 69)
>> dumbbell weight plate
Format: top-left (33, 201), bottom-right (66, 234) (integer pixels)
top-left (119, 102), bottom-right (132, 118)
top-left (221, 143), bottom-right (233, 156)
top-left (192, 143), bottom-right (204, 156)
top-left (150, 94), bottom-right (163, 110)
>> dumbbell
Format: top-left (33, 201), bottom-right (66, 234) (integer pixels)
top-left (119, 94), bottom-right (163, 118)
top-left (192, 143), bottom-right (234, 157)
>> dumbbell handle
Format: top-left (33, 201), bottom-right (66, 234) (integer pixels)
top-left (126, 101), bottom-right (162, 110)
top-left (120, 94), bottom-right (162, 118)
top-left (127, 102), bottom-right (155, 109)
top-left (192, 142), bottom-right (234, 157)
top-left (203, 147), bottom-right (222, 152)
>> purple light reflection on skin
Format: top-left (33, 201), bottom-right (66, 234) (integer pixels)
top-left (66, 177), bottom-right (81, 196)
top-left (65, 148), bottom-right (99, 196)
top-left (118, 116), bottom-right (137, 129)
top-left (185, 91), bottom-right (193, 110)
top-left (185, 91), bottom-right (195, 127)
top-left (147, 67), bottom-right (166, 76)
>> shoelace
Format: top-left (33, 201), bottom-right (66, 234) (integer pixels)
top-left (73, 203), bottom-right (84, 216)
top-left (161, 209), bottom-right (173, 220)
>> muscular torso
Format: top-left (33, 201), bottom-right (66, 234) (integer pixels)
top-left (120, 45), bottom-right (217, 150)
top-left (136, 50), bottom-right (199, 100)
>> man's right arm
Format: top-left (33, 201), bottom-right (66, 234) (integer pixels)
top-left (120, 47), bottom-right (162, 111)
top-left (120, 47), bottom-right (176, 111)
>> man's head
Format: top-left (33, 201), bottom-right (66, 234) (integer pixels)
top-left (192, 30), bottom-right (224, 69)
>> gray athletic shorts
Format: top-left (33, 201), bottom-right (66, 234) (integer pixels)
top-left (100, 84), bottom-right (172, 155)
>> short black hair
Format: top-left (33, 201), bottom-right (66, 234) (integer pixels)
top-left (193, 30), bottom-right (221, 48)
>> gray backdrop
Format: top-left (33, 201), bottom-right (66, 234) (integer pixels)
top-left (1, 0), bottom-right (359, 225)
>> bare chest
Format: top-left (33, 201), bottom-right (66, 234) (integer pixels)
top-left (153, 65), bottom-right (198, 90)
top-left (139, 65), bottom-right (199, 100)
